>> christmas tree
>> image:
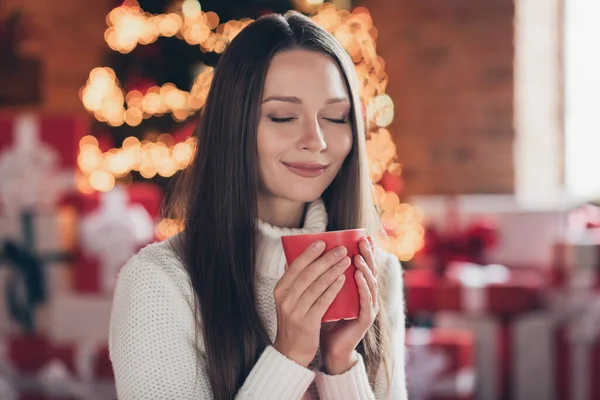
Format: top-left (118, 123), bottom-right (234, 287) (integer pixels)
top-left (78, 0), bottom-right (424, 260)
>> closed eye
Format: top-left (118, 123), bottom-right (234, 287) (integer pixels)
top-left (324, 117), bottom-right (349, 124)
top-left (270, 116), bottom-right (297, 123)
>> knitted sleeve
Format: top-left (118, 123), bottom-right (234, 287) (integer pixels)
top-left (109, 248), bottom-right (316, 400)
top-left (314, 251), bottom-right (407, 400)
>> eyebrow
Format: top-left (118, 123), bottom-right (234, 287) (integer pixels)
top-left (261, 95), bottom-right (350, 105)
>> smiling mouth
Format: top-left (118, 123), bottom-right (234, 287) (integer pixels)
top-left (282, 162), bottom-right (330, 178)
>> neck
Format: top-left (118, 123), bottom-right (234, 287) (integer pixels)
top-left (257, 194), bottom-right (306, 229)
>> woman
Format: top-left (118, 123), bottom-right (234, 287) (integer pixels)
top-left (109, 11), bottom-right (406, 400)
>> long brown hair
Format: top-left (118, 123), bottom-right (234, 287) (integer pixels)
top-left (169, 11), bottom-right (391, 399)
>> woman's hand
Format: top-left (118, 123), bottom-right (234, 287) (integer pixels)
top-left (319, 236), bottom-right (379, 375)
top-left (273, 240), bottom-right (350, 368)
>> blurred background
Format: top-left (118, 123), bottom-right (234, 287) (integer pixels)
top-left (0, 0), bottom-right (598, 399)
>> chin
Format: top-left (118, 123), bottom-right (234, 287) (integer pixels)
top-left (280, 186), bottom-right (326, 204)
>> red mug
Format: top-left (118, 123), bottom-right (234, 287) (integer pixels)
top-left (281, 228), bottom-right (366, 322)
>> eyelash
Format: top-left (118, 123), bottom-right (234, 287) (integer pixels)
top-left (270, 117), bottom-right (296, 123)
top-left (269, 117), bottom-right (349, 124)
top-left (326, 118), bottom-right (349, 124)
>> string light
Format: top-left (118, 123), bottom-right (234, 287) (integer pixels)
top-left (76, 134), bottom-right (196, 191)
top-left (80, 2), bottom-right (423, 260)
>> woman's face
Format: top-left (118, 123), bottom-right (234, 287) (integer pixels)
top-left (257, 49), bottom-right (353, 204)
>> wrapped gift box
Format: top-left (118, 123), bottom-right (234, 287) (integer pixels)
top-left (512, 302), bottom-right (600, 400)
top-left (405, 265), bottom-right (544, 317)
top-left (406, 327), bottom-right (476, 400)
top-left (0, 114), bottom-right (83, 217)
top-left (69, 184), bottom-right (160, 295)
top-left (0, 335), bottom-right (115, 400)
top-left (0, 209), bottom-right (77, 337)
top-left (404, 269), bottom-right (439, 313)
top-left (435, 313), bottom-right (500, 400)
top-left (0, 113), bottom-right (83, 336)
top-left (0, 113), bottom-right (87, 170)
top-left (67, 182), bottom-right (163, 218)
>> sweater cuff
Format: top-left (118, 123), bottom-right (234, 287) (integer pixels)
top-left (237, 345), bottom-right (315, 399)
top-left (315, 353), bottom-right (375, 400)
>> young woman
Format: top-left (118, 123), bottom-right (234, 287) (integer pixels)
top-left (109, 11), bottom-right (406, 400)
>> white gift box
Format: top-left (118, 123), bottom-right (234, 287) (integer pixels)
top-left (435, 312), bottom-right (500, 400)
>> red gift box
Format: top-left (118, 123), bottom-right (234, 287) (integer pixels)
top-left (6, 335), bottom-right (54, 374)
top-left (71, 184), bottom-right (161, 294)
top-left (0, 114), bottom-right (84, 216)
top-left (405, 266), bottom-right (543, 317)
top-left (512, 304), bottom-right (600, 400)
top-left (66, 182), bottom-right (163, 218)
top-left (404, 269), bottom-right (438, 313)
top-left (406, 327), bottom-right (476, 400)
top-left (435, 313), bottom-right (502, 400)
top-left (0, 113), bottom-right (88, 169)
top-left (405, 263), bottom-right (544, 400)
top-left (1, 335), bottom-right (115, 400)
top-left (6, 335), bottom-right (77, 400)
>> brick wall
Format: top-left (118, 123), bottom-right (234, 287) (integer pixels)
top-left (1, 0), bottom-right (112, 112)
top-left (361, 0), bottom-right (515, 195)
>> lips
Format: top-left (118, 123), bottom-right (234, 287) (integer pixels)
top-left (282, 162), bottom-right (330, 178)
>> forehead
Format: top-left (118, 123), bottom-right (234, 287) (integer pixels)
top-left (262, 49), bottom-right (350, 99)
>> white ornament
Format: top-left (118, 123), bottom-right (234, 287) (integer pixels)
top-left (79, 186), bottom-right (155, 293)
top-left (0, 114), bottom-right (73, 214)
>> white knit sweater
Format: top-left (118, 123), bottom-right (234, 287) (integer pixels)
top-left (109, 199), bottom-right (407, 399)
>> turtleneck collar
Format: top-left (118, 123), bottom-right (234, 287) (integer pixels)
top-left (255, 199), bottom-right (328, 279)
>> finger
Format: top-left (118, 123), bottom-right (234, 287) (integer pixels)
top-left (296, 256), bottom-right (351, 314)
top-left (307, 274), bottom-right (345, 320)
top-left (355, 270), bottom-right (375, 321)
top-left (355, 255), bottom-right (378, 308)
top-left (277, 240), bottom-right (326, 290)
top-left (287, 245), bottom-right (347, 299)
top-left (368, 235), bottom-right (376, 249)
top-left (359, 237), bottom-right (377, 279)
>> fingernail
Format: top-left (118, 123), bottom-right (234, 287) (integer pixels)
top-left (363, 238), bottom-right (371, 249)
top-left (368, 236), bottom-right (375, 247)
top-left (333, 246), bottom-right (347, 257)
top-left (313, 240), bottom-right (325, 252)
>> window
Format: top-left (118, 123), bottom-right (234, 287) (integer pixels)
top-left (564, 0), bottom-right (600, 199)
top-left (515, 0), bottom-right (600, 205)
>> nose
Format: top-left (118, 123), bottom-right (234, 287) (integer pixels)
top-left (300, 118), bottom-right (327, 152)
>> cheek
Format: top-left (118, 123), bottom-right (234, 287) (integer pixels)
top-left (331, 130), bottom-right (353, 162)
top-left (256, 124), bottom-right (292, 175)
top-left (257, 124), bottom-right (277, 162)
